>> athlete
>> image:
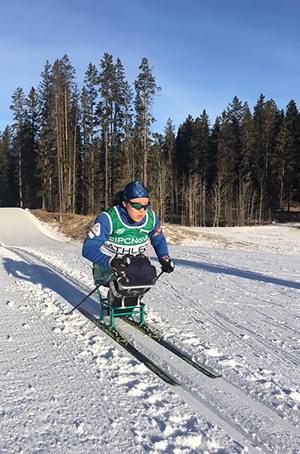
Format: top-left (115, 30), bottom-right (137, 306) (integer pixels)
top-left (82, 181), bottom-right (175, 284)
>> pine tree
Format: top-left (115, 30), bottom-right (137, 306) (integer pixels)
top-left (98, 53), bottom-right (115, 208)
top-left (10, 87), bottom-right (26, 208)
top-left (134, 58), bottom-right (161, 186)
top-left (175, 115), bottom-right (194, 177)
top-left (191, 110), bottom-right (211, 226)
top-left (97, 54), bottom-right (134, 206)
top-left (80, 63), bottom-right (99, 214)
top-left (175, 115), bottom-right (194, 224)
top-left (253, 95), bottom-right (281, 221)
top-left (111, 58), bottom-right (133, 195)
top-left (240, 104), bottom-right (256, 222)
top-left (21, 87), bottom-right (41, 207)
top-left (51, 55), bottom-right (77, 216)
top-left (274, 100), bottom-right (300, 211)
top-left (0, 127), bottom-right (10, 205)
top-left (162, 119), bottom-right (176, 222)
top-left (226, 96), bottom-right (248, 224)
top-left (214, 108), bottom-right (236, 225)
top-left (283, 100), bottom-right (300, 208)
top-left (38, 61), bottom-right (56, 210)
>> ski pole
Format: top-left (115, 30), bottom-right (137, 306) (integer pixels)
top-left (155, 270), bottom-right (164, 281)
top-left (66, 270), bottom-right (115, 315)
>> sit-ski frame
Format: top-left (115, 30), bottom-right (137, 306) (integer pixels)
top-left (95, 280), bottom-right (155, 330)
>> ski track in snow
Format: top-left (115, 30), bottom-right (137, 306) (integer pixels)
top-left (1, 247), bottom-right (229, 454)
top-left (0, 208), bottom-right (300, 453)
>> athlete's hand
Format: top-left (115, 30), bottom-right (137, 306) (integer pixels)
top-left (110, 256), bottom-right (131, 276)
top-left (159, 256), bottom-right (175, 273)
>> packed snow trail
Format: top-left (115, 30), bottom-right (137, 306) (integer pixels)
top-left (0, 260), bottom-right (150, 454)
top-left (0, 208), bottom-right (300, 453)
top-left (1, 245), bottom-right (269, 454)
top-left (1, 239), bottom-right (262, 452)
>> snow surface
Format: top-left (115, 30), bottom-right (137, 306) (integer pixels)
top-left (0, 207), bottom-right (299, 454)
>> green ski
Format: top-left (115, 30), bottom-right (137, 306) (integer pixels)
top-left (79, 308), bottom-right (179, 386)
top-left (123, 318), bottom-right (221, 379)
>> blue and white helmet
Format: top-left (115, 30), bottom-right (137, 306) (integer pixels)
top-left (123, 181), bottom-right (149, 200)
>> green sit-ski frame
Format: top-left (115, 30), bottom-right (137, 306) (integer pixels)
top-left (92, 264), bottom-right (158, 330)
top-left (95, 281), bottom-right (154, 330)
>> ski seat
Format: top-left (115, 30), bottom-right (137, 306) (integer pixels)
top-left (107, 279), bottom-right (155, 307)
top-left (114, 278), bottom-right (156, 293)
top-left (95, 277), bottom-right (156, 330)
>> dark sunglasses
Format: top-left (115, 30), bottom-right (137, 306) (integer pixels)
top-left (128, 200), bottom-right (150, 210)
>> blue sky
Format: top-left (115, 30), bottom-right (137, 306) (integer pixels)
top-left (1, 0), bottom-right (300, 134)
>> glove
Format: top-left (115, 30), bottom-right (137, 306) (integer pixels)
top-left (110, 256), bottom-right (131, 277)
top-left (159, 256), bottom-right (175, 273)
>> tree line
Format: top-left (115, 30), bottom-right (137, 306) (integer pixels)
top-left (0, 53), bottom-right (299, 226)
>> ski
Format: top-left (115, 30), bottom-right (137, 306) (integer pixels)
top-left (123, 318), bottom-right (221, 379)
top-left (79, 308), bottom-right (179, 386)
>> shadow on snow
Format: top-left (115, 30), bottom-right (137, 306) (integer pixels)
top-left (153, 257), bottom-right (300, 290)
top-left (3, 258), bottom-right (99, 315)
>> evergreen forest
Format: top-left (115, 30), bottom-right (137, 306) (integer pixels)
top-left (0, 53), bottom-right (300, 226)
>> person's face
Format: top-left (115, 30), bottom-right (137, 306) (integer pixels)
top-left (122, 197), bottom-right (150, 222)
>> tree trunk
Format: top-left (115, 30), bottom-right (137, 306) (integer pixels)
top-left (104, 127), bottom-right (109, 208)
top-left (18, 144), bottom-right (23, 208)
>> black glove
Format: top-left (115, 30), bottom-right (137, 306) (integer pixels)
top-left (110, 256), bottom-right (131, 277)
top-left (159, 256), bottom-right (175, 273)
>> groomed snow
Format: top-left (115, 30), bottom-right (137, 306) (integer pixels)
top-left (0, 208), bottom-right (299, 454)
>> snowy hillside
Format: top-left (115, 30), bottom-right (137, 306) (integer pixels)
top-left (0, 208), bottom-right (299, 454)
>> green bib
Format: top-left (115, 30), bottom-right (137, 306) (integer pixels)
top-left (102, 206), bottom-right (155, 257)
